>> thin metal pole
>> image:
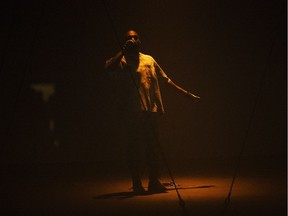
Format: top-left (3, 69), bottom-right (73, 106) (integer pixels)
top-left (223, 5), bottom-right (283, 212)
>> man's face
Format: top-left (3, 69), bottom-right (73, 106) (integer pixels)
top-left (125, 30), bottom-right (141, 49)
top-left (126, 30), bottom-right (139, 41)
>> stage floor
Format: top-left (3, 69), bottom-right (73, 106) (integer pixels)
top-left (1, 161), bottom-right (286, 216)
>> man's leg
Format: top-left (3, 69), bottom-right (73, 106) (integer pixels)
top-left (126, 115), bottom-right (145, 193)
top-left (145, 113), bottom-right (167, 193)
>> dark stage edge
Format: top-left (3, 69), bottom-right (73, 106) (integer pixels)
top-left (1, 161), bottom-right (286, 216)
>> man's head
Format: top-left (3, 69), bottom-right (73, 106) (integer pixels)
top-left (122, 30), bottom-right (141, 54)
top-left (125, 30), bottom-right (141, 43)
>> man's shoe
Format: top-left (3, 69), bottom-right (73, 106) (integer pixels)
top-left (132, 185), bottom-right (146, 194)
top-left (148, 180), bottom-right (167, 193)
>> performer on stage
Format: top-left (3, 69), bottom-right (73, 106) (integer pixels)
top-left (105, 30), bottom-right (200, 194)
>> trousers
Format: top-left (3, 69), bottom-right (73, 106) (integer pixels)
top-left (125, 112), bottom-right (162, 185)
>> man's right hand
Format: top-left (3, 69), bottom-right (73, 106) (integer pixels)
top-left (122, 39), bottom-right (136, 54)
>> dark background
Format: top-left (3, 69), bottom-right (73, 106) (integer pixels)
top-left (0, 0), bottom-right (286, 176)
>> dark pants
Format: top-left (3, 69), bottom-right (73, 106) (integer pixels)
top-left (125, 112), bottom-right (161, 186)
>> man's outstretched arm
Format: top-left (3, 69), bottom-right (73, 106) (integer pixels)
top-left (167, 79), bottom-right (200, 102)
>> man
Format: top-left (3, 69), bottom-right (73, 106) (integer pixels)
top-left (105, 30), bottom-right (200, 194)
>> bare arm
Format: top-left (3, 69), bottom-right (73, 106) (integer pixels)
top-left (105, 51), bottom-right (123, 70)
top-left (105, 39), bottom-right (138, 70)
top-left (167, 79), bottom-right (200, 102)
top-left (154, 60), bottom-right (200, 102)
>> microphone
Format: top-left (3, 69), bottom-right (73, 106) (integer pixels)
top-left (123, 38), bottom-right (138, 54)
top-left (126, 38), bottom-right (136, 47)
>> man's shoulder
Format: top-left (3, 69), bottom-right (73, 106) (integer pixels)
top-left (140, 52), bottom-right (155, 61)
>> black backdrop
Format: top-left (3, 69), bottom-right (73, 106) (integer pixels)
top-left (1, 0), bottom-right (286, 176)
